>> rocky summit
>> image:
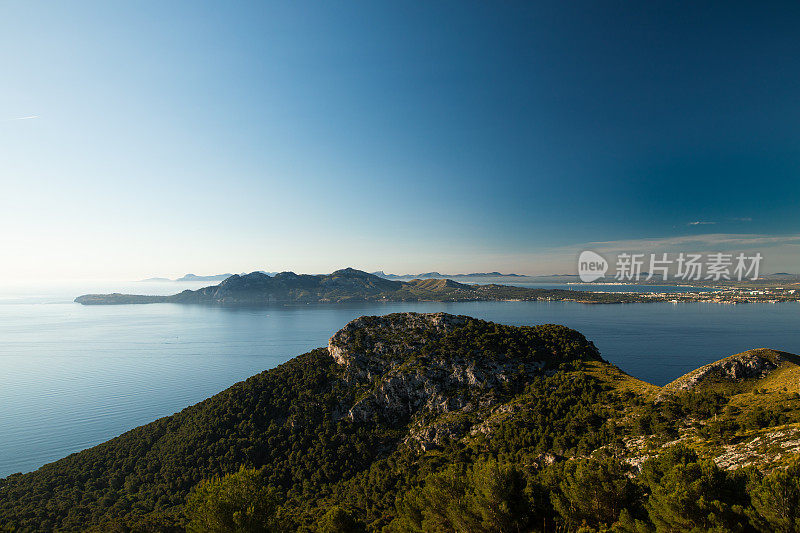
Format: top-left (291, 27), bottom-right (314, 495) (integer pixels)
top-left (663, 348), bottom-right (798, 393)
top-left (328, 313), bottom-right (601, 430)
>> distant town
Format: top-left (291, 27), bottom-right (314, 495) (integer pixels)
top-left (637, 286), bottom-right (799, 304)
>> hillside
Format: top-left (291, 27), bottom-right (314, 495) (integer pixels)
top-left (75, 268), bottom-right (646, 305)
top-left (1, 314), bottom-right (799, 532)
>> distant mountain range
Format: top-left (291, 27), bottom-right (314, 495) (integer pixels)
top-left (133, 270), bottom-right (800, 291)
top-left (78, 268), bottom-right (643, 306)
top-left (141, 271), bottom-right (526, 283)
top-left (371, 271), bottom-right (525, 279)
top-left (140, 273), bottom-right (234, 282)
top-left (140, 272), bottom-right (279, 282)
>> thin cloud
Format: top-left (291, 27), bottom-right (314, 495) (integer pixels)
top-left (732, 217), bottom-right (753, 222)
top-left (9, 115), bottom-right (39, 121)
top-left (687, 220), bottom-right (716, 226)
top-left (583, 233), bottom-right (800, 251)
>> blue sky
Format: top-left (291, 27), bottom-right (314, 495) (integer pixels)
top-left (1, 1), bottom-right (799, 279)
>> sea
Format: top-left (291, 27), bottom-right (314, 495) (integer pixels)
top-left (1, 279), bottom-right (798, 478)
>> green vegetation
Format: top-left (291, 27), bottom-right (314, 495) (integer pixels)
top-left (185, 468), bottom-right (284, 533)
top-left (1, 313), bottom-right (799, 532)
top-left (388, 458), bottom-right (528, 532)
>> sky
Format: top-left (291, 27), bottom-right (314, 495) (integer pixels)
top-left (1, 1), bottom-right (799, 280)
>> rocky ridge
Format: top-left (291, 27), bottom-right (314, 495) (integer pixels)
top-left (327, 312), bottom-right (600, 447)
top-left (663, 348), bottom-right (790, 393)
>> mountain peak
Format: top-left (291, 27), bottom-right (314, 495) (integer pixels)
top-left (407, 278), bottom-right (471, 290)
top-left (327, 312), bottom-right (602, 423)
top-left (331, 267), bottom-right (374, 277)
top-left (663, 348), bottom-right (798, 393)
top-left (328, 312), bottom-right (469, 374)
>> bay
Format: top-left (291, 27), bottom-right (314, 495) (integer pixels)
top-left (0, 280), bottom-right (798, 477)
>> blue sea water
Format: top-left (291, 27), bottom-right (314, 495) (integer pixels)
top-left (393, 276), bottom-right (719, 293)
top-left (0, 280), bottom-right (798, 478)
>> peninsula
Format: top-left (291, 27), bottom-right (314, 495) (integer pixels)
top-left (76, 268), bottom-right (800, 306)
top-left (76, 268), bottom-right (647, 305)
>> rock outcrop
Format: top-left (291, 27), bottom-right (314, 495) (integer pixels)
top-left (327, 312), bottom-right (599, 447)
top-left (664, 349), bottom-right (788, 392)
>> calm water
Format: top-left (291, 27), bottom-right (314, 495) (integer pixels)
top-left (396, 276), bottom-right (718, 293)
top-left (0, 281), bottom-right (798, 478)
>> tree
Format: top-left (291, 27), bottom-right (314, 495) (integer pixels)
top-left (550, 457), bottom-right (641, 530)
top-left (185, 467), bottom-right (285, 533)
top-left (468, 459), bottom-right (529, 532)
top-left (314, 507), bottom-right (366, 533)
top-left (640, 447), bottom-right (748, 532)
top-left (748, 460), bottom-right (800, 532)
top-left (390, 458), bottom-right (528, 533)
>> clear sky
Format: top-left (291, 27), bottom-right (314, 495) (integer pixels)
top-left (2, 1), bottom-right (799, 279)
